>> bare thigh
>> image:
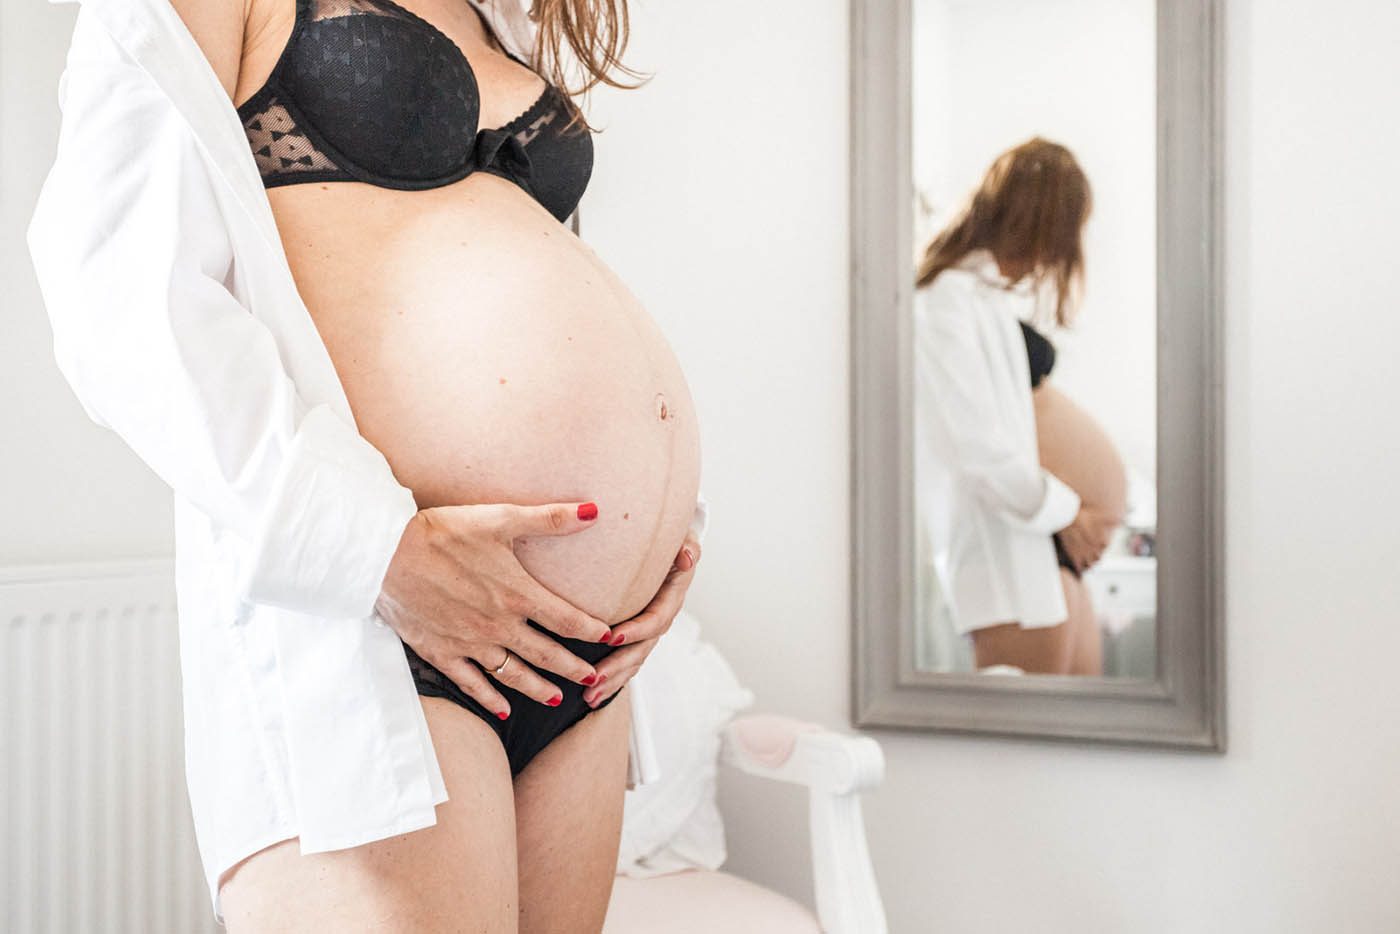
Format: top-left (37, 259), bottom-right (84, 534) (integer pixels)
top-left (971, 618), bottom-right (1072, 674)
top-left (1064, 571), bottom-right (1102, 676)
top-left (218, 696), bottom-right (518, 934)
top-left (513, 685), bottom-right (632, 934)
top-left (970, 570), bottom-right (1101, 675)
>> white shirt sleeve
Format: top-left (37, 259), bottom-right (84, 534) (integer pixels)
top-left (915, 278), bottom-right (1081, 536)
top-left (26, 32), bottom-right (417, 621)
top-left (688, 490), bottom-right (710, 547)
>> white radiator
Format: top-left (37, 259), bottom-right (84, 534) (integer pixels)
top-left (1, 560), bottom-right (217, 934)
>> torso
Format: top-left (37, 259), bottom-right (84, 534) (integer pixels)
top-left (983, 272), bottom-right (1127, 525)
top-left (236, 0), bottom-right (701, 625)
top-left (1033, 380), bottom-right (1128, 522)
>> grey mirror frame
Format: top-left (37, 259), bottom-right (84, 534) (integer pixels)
top-left (850, 0), bottom-right (1226, 750)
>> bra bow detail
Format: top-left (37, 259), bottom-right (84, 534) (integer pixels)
top-left (477, 126), bottom-right (534, 186)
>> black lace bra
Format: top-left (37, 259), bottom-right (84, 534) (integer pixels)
top-left (235, 0), bottom-right (593, 223)
top-left (1019, 319), bottom-right (1056, 389)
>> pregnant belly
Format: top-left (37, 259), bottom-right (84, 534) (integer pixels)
top-left (1032, 383), bottom-right (1127, 522)
top-left (270, 174), bottom-right (702, 625)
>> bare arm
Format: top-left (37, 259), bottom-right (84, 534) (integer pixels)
top-left (167, 0), bottom-right (248, 99)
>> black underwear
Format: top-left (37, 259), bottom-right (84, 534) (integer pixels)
top-left (402, 619), bottom-right (619, 776)
top-left (1053, 531), bottom-right (1082, 580)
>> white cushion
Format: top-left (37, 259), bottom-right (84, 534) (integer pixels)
top-left (616, 609), bottom-right (754, 876)
top-left (603, 870), bottom-right (820, 934)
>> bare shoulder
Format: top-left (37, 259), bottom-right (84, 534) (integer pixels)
top-left (165, 0), bottom-right (250, 102)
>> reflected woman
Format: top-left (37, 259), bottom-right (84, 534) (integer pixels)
top-left (913, 137), bottom-right (1126, 676)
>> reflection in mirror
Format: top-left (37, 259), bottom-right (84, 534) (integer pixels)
top-left (909, 0), bottom-right (1157, 678)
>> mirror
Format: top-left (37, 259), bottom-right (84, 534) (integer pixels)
top-left (909, 0), bottom-right (1157, 678)
top-left (851, 0), bottom-right (1225, 748)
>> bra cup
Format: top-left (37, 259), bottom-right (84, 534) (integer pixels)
top-left (282, 15), bottom-right (478, 181)
top-left (521, 119), bottom-right (594, 222)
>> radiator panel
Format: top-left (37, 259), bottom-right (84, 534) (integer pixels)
top-left (1, 560), bottom-right (215, 934)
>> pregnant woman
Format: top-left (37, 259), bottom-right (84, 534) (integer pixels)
top-left (220, 0), bottom-right (706, 929)
top-left (28, 0), bottom-right (702, 931)
top-left (914, 136), bottom-right (1122, 676)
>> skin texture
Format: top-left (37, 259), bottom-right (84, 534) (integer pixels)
top-left (1057, 504), bottom-right (1118, 572)
top-left (173, 0), bottom-right (704, 928)
top-left (971, 568), bottom-right (1102, 676)
top-left (219, 688), bottom-right (633, 933)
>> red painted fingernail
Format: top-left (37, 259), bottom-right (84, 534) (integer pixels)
top-left (577, 502), bottom-right (598, 521)
top-left (598, 631), bottom-right (613, 643)
top-left (610, 633), bottom-right (626, 646)
top-left (597, 673), bottom-right (608, 684)
top-left (496, 710), bottom-right (509, 720)
top-left (582, 673), bottom-right (597, 685)
top-left (547, 694), bottom-right (562, 707)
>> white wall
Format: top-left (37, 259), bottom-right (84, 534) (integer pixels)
top-left (8, 0), bottom-right (1400, 931)
top-left (2, 0), bottom-right (173, 562)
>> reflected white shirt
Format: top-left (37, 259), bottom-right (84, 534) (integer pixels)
top-left (913, 249), bottom-right (1079, 634)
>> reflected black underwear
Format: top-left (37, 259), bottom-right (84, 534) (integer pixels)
top-left (403, 619), bottom-right (620, 777)
top-left (1052, 531), bottom-right (1082, 580)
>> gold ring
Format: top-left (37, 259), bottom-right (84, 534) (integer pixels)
top-left (492, 649), bottom-right (511, 676)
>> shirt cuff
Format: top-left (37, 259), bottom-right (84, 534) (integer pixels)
top-left (1026, 471), bottom-right (1081, 535)
top-left (689, 490), bottom-right (710, 547)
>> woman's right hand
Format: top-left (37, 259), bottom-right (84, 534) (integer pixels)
top-left (374, 501), bottom-right (613, 718)
top-left (1058, 504), bottom-right (1118, 572)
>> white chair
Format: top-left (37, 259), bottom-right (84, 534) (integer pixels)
top-left (604, 712), bottom-right (888, 934)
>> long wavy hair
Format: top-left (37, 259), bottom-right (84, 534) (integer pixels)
top-left (521, 0), bottom-right (647, 134)
top-left (915, 137), bottom-right (1092, 327)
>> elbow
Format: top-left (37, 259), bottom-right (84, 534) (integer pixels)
top-left (964, 471), bottom-right (1047, 529)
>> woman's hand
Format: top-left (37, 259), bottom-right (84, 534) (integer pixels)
top-left (375, 501), bottom-right (615, 719)
top-left (581, 535), bottom-right (702, 708)
top-left (1057, 504), bottom-right (1118, 572)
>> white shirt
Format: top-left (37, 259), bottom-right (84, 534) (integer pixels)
top-left (24, 0), bottom-right (708, 921)
top-left (912, 249), bottom-right (1079, 635)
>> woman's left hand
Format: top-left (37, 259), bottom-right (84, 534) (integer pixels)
top-left (582, 535), bottom-right (701, 707)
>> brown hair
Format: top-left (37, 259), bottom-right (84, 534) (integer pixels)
top-left (522, 0), bottom-right (648, 134)
top-left (914, 136), bottom-right (1092, 327)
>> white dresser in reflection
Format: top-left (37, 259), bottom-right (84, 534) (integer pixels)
top-left (1082, 554), bottom-right (1158, 679)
